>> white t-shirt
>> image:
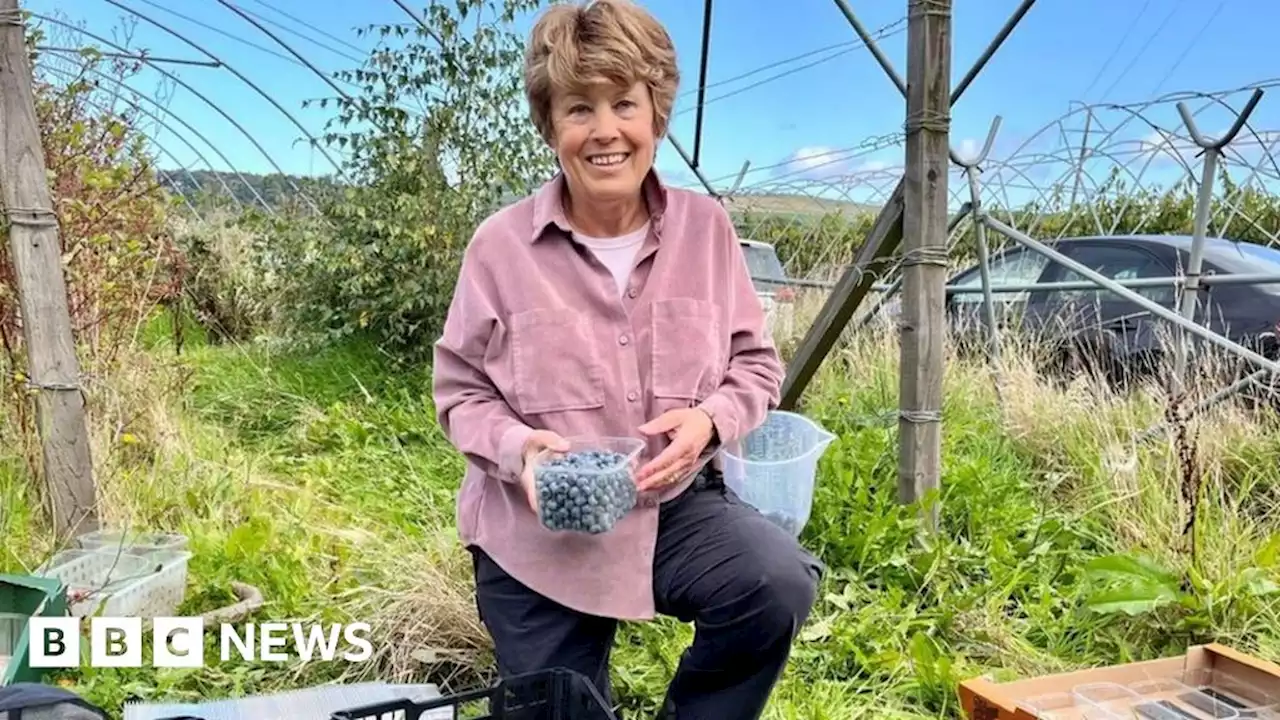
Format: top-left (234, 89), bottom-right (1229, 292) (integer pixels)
top-left (572, 222), bottom-right (650, 297)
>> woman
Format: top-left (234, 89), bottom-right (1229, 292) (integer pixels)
top-left (431, 1), bottom-right (823, 717)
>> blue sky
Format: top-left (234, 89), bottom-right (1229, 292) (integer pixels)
top-left (23, 0), bottom-right (1280, 208)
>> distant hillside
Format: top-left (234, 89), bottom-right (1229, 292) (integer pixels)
top-left (160, 169), bottom-right (883, 220)
top-left (163, 169), bottom-right (342, 209)
top-left (723, 192), bottom-right (880, 218)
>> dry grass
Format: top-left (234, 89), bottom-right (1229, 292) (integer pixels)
top-left (725, 193), bottom-right (881, 219)
top-left (331, 532), bottom-right (493, 689)
top-left (777, 280), bottom-right (1280, 581)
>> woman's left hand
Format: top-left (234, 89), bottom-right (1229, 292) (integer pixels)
top-left (635, 408), bottom-right (715, 492)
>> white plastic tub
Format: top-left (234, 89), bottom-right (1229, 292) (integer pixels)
top-left (719, 411), bottom-right (836, 537)
top-left (36, 547), bottom-right (192, 618)
top-left (103, 548), bottom-right (193, 618)
top-left (37, 549), bottom-right (157, 616)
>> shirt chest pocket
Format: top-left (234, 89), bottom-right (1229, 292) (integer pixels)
top-left (650, 298), bottom-right (724, 401)
top-left (510, 308), bottom-right (607, 415)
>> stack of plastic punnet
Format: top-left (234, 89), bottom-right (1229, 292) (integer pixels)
top-left (1174, 667), bottom-right (1280, 719)
top-left (1018, 674), bottom-right (1280, 718)
top-left (34, 529), bottom-right (192, 618)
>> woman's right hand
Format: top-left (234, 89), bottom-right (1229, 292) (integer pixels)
top-left (519, 430), bottom-right (570, 512)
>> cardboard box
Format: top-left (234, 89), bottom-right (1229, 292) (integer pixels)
top-left (960, 643), bottom-right (1280, 719)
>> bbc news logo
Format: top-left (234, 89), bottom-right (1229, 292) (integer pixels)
top-left (28, 617), bottom-right (373, 668)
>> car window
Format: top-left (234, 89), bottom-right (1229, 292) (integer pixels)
top-left (1045, 245), bottom-right (1173, 305)
top-left (1207, 241), bottom-right (1280, 295)
top-left (950, 248), bottom-right (1051, 304)
top-left (740, 243), bottom-right (788, 282)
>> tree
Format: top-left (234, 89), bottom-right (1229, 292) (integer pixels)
top-left (286, 0), bottom-right (555, 353)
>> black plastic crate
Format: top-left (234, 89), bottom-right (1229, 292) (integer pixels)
top-left (329, 667), bottom-right (620, 720)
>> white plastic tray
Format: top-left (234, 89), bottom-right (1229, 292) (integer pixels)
top-left (36, 547), bottom-right (192, 618)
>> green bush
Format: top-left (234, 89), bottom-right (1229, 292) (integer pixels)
top-left (168, 211), bottom-right (283, 343)
top-left (274, 0), bottom-right (553, 356)
top-left (3, 44), bottom-right (181, 373)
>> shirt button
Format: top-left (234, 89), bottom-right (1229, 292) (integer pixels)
top-left (627, 391), bottom-right (638, 402)
top-left (619, 334), bottom-right (629, 346)
top-left (627, 288), bottom-right (638, 298)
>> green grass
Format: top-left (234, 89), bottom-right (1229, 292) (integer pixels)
top-left (4, 312), bottom-right (1280, 719)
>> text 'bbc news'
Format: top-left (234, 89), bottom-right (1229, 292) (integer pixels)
top-left (27, 618), bottom-right (373, 668)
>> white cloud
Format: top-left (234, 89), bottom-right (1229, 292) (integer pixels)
top-left (1136, 128), bottom-right (1203, 166)
top-left (1128, 127), bottom-right (1276, 180)
top-left (656, 161), bottom-right (698, 189)
top-left (791, 145), bottom-right (846, 173)
top-left (775, 145), bottom-right (900, 181)
top-left (779, 136), bottom-right (1001, 182)
top-left (954, 137), bottom-right (981, 163)
top-left (1221, 129), bottom-right (1280, 167)
top-left (1131, 126), bottom-right (1280, 161)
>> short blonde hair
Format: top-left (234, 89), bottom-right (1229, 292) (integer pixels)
top-left (524, 0), bottom-right (680, 144)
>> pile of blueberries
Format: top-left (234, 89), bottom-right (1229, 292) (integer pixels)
top-left (740, 422), bottom-right (806, 462)
top-left (534, 449), bottom-right (638, 534)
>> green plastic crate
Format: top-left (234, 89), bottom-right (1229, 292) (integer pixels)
top-left (0, 573), bottom-right (67, 686)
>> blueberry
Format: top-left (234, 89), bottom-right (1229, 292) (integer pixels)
top-left (534, 448), bottom-right (639, 533)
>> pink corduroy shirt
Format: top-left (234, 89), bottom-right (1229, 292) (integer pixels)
top-left (432, 169), bottom-right (784, 620)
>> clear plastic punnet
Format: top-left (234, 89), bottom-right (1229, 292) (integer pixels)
top-left (719, 411), bottom-right (835, 537)
top-left (1072, 682), bottom-right (1143, 716)
top-left (530, 437), bottom-right (646, 476)
top-left (1018, 691), bottom-right (1127, 719)
top-left (1180, 666), bottom-right (1280, 718)
top-left (530, 436), bottom-right (646, 535)
top-left (74, 529), bottom-right (188, 559)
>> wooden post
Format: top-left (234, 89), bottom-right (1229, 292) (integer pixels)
top-left (899, 0), bottom-right (951, 531)
top-left (0, 0), bottom-right (100, 540)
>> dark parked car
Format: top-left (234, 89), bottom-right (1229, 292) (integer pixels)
top-left (942, 234), bottom-right (1280, 388)
top-left (739, 238), bottom-right (796, 337)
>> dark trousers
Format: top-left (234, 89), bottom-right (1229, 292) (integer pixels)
top-left (468, 469), bottom-right (824, 720)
